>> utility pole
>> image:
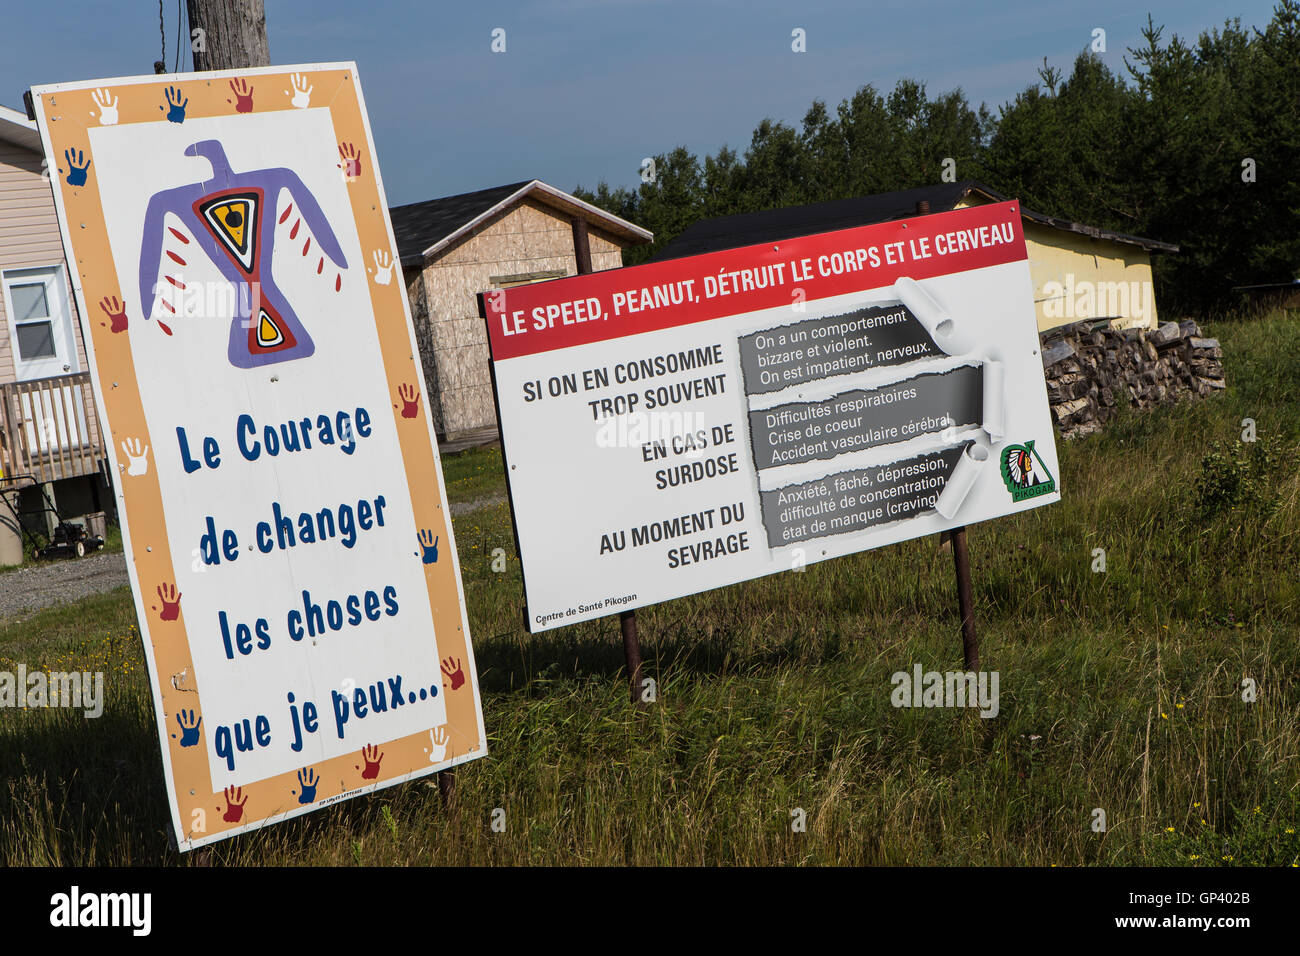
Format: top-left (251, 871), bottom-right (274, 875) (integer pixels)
top-left (182, 1), bottom-right (271, 865)
top-left (186, 0), bottom-right (271, 71)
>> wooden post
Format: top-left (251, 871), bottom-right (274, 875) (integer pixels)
top-left (572, 217), bottom-right (646, 705)
top-left (571, 218), bottom-right (593, 275)
top-left (438, 767), bottom-right (456, 807)
top-left (914, 199), bottom-right (979, 671)
top-left (186, 0), bottom-right (271, 71)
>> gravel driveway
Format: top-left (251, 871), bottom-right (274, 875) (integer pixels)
top-left (0, 552), bottom-right (130, 620)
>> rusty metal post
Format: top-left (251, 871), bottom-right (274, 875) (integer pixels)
top-left (950, 527), bottom-right (979, 670)
top-left (914, 200), bottom-right (978, 671)
top-left (620, 610), bottom-right (645, 705)
top-left (571, 216), bottom-right (647, 706)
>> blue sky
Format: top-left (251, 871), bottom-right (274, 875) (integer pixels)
top-left (2, 1), bottom-right (1282, 206)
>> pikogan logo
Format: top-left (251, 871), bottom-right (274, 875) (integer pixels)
top-left (999, 439), bottom-right (1056, 502)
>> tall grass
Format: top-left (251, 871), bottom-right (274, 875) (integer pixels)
top-left (1, 310), bottom-right (1298, 866)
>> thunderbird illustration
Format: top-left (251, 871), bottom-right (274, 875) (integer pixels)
top-left (138, 139), bottom-right (348, 368)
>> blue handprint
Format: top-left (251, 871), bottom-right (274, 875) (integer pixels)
top-left (418, 530), bottom-right (439, 564)
top-left (176, 709), bottom-right (201, 747)
top-left (161, 86), bottom-right (188, 123)
top-left (297, 767), bottom-right (318, 804)
top-left (64, 148), bottom-right (90, 187)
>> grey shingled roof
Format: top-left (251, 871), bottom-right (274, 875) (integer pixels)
top-left (389, 179), bottom-right (652, 266)
top-left (389, 181), bottom-right (532, 265)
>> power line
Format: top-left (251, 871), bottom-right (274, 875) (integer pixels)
top-left (174, 0), bottom-right (183, 72)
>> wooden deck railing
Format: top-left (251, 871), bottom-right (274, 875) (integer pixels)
top-left (0, 372), bottom-right (106, 486)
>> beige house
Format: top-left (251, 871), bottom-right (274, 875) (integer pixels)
top-left (654, 181), bottom-right (1178, 332)
top-left (0, 105), bottom-right (108, 564)
top-left (391, 180), bottom-right (651, 439)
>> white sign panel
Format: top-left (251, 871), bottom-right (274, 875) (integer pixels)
top-left (484, 202), bottom-right (1060, 632)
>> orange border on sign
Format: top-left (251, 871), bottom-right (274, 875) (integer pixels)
top-left (32, 63), bottom-right (486, 850)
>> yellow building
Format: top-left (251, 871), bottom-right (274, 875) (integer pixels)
top-left (654, 181), bottom-right (1178, 332)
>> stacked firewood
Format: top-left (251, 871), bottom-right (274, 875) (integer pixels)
top-left (1038, 319), bottom-right (1225, 439)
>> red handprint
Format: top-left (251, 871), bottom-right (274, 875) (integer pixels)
top-left (338, 142), bottom-right (362, 181)
top-left (396, 383), bottom-right (420, 419)
top-left (221, 785), bottom-right (247, 823)
top-left (228, 78), bottom-right (254, 113)
top-left (360, 744), bottom-right (383, 780)
top-left (156, 582), bottom-right (182, 621)
top-left (99, 295), bottom-right (127, 333)
top-left (441, 657), bottom-right (465, 691)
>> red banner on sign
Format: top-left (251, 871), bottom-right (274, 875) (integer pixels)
top-left (484, 201), bottom-right (1027, 360)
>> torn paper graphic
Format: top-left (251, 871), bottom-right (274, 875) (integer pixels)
top-left (748, 364), bottom-right (983, 469)
top-left (758, 443), bottom-right (971, 548)
top-left (982, 359), bottom-right (1005, 441)
top-left (934, 438), bottom-right (992, 519)
top-left (896, 276), bottom-right (973, 356)
top-left (737, 302), bottom-right (944, 395)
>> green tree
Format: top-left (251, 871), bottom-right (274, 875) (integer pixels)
top-left (577, 1), bottom-right (1300, 312)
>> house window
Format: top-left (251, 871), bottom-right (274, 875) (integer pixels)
top-left (10, 279), bottom-right (57, 359)
top-left (3, 265), bottom-right (78, 381)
